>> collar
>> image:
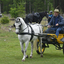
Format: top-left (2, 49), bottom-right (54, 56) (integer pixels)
top-left (54, 15), bottom-right (60, 18)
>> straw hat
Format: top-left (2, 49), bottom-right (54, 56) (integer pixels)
top-left (54, 9), bottom-right (59, 13)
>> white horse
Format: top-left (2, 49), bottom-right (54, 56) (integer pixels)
top-left (15, 17), bottom-right (43, 61)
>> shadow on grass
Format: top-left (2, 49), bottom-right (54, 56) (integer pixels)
top-left (43, 52), bottom-right (64, 58)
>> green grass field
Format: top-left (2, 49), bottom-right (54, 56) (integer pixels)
top-left (0, 20), bottom-right (64, 64)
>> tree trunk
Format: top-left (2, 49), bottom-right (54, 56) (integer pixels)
top-left (44, 0), bottom-right (46, 11)
top-left (0, 2), bottom-right (1, 13)
top-left (25, 0), bottom-right (27, 14)
top-left (47, 0), bottom-right (49, 12)
top-left (29, 1), bottom-right (31, 13)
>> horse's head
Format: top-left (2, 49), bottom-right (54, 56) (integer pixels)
top-left (39, 11), bottom-right (48, 18)
top-left (15, 17), bottom-right (23, 34)
top-left (44, 11), bottom-right (48, 18)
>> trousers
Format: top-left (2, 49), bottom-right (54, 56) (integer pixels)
top-left (46, 27), bottom-right (62, 37)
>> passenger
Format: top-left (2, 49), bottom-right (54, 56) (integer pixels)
top-left (46, 9), bottom-right (64, 38)
top-left (48, 11), bottom-right (53, 23)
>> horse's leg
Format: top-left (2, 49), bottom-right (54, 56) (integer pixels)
top-left (30, 41), bottom-right (33, 58)
top-left (39, 37), bottom-right (43, 57)
top-left (20, 41), bottom-right (24, 54)
top-left (22, 40), bottom-right (29, 61)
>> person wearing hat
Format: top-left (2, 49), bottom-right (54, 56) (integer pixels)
top-left (46, 9), bottom-right (64, 38)
top-left (48, 11), bottom-right (53, 23)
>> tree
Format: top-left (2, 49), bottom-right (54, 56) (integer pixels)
top-left (9, 1), bottom-right (25, 18)
top-left (0, 1), bottom-right (1, 13)
top-left (1, 0), bottom-right (64, 14)
top-left (32, 0), bottom-right (44, 12)
top-left (9, 8), bottom-right (18, 18)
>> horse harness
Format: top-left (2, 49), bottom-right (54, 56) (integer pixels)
top-left (18, 24), bottom-right (34, 41)
top-left (28, 24), bottom-right (34, 41)
top-left (28, 24), bottom-right (42, 41)
top-left (17, 23), bottom-right (42, 41)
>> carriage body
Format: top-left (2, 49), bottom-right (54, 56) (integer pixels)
top-left (37, 27), bottom-right (64, 54)
top-left (57, 34), bottom-right (64, 44)
top-left (46, 33), bottom-right (64, 44)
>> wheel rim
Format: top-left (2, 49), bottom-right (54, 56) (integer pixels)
top-left (39, 47), bottom-right (45, 53)
top-left (37, 42), bottom-right (45, 54)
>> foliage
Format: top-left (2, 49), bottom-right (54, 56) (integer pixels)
top-left (33, 0), bottom-right (44, 12)
top-left (48, 2), bottom-right (54, 12)
top-left (3, 11), bottom-right (7, 14)
top-left (0, 0), bottom-right (54, 14)
top-left (9, 8), bottom-right (18, 18)
top-left (1, 16), bottom-right (9, 24)
top-left (17, 2), bottom-right (25, 16)
top-left (9, 1), bottom-right (25, 18)
top-left (1, 0), bottom-right (64, 14)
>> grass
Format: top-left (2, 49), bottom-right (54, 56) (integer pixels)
top-left (0, 20), bottom-right (64, 64)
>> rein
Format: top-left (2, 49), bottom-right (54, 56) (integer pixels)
top-left (21, 26), bottom-right (28, 32)
top-left (17, 32), bottom-right (48, 37)
top-left (17, 24), bottom-right (43, 36)
top-left (17, 24), bottom-right (42, 37)
top-left (17, 32), bottom-right (40, 37)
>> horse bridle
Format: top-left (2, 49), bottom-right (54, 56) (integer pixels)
top-left (15, 21), bottom-right (28, 33)
top-left (15, 22), bottom-right (22, 30)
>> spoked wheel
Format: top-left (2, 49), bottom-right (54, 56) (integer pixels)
top-left (36, 42), bottom-right (45, 54)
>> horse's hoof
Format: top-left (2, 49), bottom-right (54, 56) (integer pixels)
top-left (30, 56), bottom-right (32, 58)
top-left (22, 59), bottom-right (25, 61)
top-left (41, 55), bottom-right (43, 57)
top-left (26, 55), bottom-right (28, 58)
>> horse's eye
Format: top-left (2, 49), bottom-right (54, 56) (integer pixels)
top-left (19, 25), bottom-right (21, 27)
top-left (13, 24), bottom-right (15, 27)
top-left (19, 23), bottom-right (22, 27)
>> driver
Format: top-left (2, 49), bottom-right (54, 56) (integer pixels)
top-left (46, 9), bottom-right (64, 38)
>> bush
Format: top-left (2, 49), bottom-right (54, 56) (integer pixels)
top-left (1, 16), bottom-right (9, 24)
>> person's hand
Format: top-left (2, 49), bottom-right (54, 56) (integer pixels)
top-left (48, 16), bottom-right (51, 18)
top-left (47, 25), bottom-right (51, 28)
top-left (56, 23), bottom-right (59, 26)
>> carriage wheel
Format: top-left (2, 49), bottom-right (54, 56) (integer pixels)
top-left (36, 42), bottom-right (45, 54)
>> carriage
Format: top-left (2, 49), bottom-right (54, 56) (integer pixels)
top-left (15, 17), bottom-right (64, 61)
top-left (36, 25), bottom-right (64, 54)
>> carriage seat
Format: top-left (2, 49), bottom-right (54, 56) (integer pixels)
top-left (59, 30), bottom-right (64, 34)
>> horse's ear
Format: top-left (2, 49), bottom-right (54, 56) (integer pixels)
top-left (13, 24), bottom-right (15, 27)
top-left (23, 18), bottom-right (25, 20)
top-left (19, 19), bottom-right (20, 21)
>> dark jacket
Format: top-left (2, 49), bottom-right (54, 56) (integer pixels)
top-left (48, 15), bottom-right (64, 32)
